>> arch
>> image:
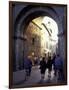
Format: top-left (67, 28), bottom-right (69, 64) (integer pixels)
top-left (14, 5), bottom-right (62, 36)
top-left (13, 5), bottom-right (64, 71)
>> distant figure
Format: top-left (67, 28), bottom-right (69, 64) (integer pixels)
top-left (52, 53), bottom-right (56, 73)
top-left (44, 54), bottom-right (48, 65)
top-left (40, 57), bottom-right (46, 81)
top-left (54, 54), bottom-right (64, 80)
top-left (47, 56), bottom-right (52, 77)
top-left (34, 57), bottom-right (38, 65)
top-left (24, 56), bottom-right (32, 80)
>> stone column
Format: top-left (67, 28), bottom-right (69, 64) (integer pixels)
top-left (15, 39), bottom-right (20, 71)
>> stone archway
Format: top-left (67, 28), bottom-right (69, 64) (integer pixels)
top-left (13, 4), bottom-right (65, 71)
top-left (14, 5), bottom-right (61, 34)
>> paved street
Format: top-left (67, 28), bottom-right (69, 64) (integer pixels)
top-left (13, 65), bottom-right (64, 88)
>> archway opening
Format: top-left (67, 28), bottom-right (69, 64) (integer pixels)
top-left (23, 16), bottom-right (58, 65)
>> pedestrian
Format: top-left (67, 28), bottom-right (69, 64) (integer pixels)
top-left (44, 53), bottom-right (48, 65)
top-left (47, 56), bottom-right (52, 78)
top-left (54, 54), bottom-right (64, 81)
top-left (24, 55), bottom-right (32, 80)
top-left (34, 57), bottom-right (38, 65)
top-left (40, 57), bottom-right (46, 81)
top-left (52, 53), bottom-right (56, 74)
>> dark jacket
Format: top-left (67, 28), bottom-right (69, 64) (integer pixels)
top-left (54, 56), bottom-right (63, 70)
top-left (24, 58), bottom-right (32, 69)
top-left (52, 56), bottom-right (56, 65)
top-left (40, 58), bottom-right (46, 74)
top-left (47, 57), bottom-right (52, 71)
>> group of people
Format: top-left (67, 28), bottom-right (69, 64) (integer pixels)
top-left (24, 53), bottom-right (64, 82)
top-left (40, 54), bottom-right (64, 82)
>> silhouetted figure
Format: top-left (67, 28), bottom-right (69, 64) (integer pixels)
top-left (40, 57), bottom-right (46, 81)
top-left (54, 54), bottom-right (64, 81)
top-left (44, 54), bottom-right (48, 65)
top-left (52, 53), bottom-right (56, 74)
top-left (24, 56), bottom-right (32, 80)
top-left (47, 56), bottom-right (52, 77)
top-left (34, 57), bottom-right (38, 65)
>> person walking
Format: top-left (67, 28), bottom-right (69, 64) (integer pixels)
top-left (47, 56), bottom-right (52, 78)
top-left (40, 57), bottom-right (46, 82)
top-left (52, 53), bottom-right (56, 75)
top-left (54, 54), bottom-right (64, 81)
top-left (24, 55), bottom-right (32, 80)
